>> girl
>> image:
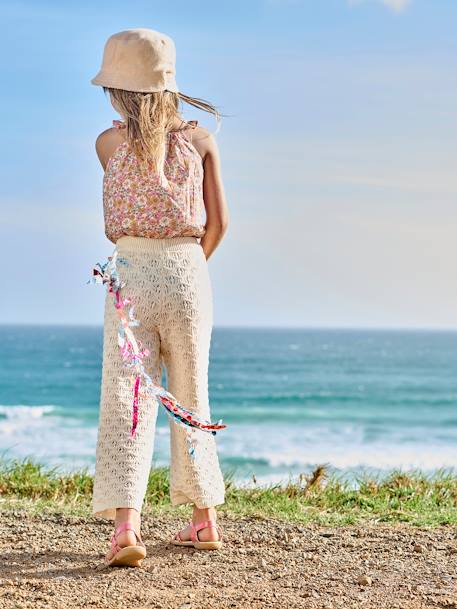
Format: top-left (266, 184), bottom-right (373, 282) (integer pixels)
top-left (89, 28), bottom-right (229, 567)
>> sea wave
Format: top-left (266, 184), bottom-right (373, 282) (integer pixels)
top-left (244, 447), bottom-right (457, 471)
top-left (0, 411), bottom-right (456, 482)
top-left (215, 422), bottom-right (457, 477)
top-left (0, 405), bottom-right (56, 419)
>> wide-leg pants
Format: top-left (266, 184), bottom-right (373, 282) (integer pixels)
top-left (92, 235), bottom-right (226, 520)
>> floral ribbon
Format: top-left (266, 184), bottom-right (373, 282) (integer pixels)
top-left (88, 248), bottom-right (226, 458)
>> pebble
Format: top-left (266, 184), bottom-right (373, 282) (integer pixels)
top-left (414, 544), bottom-right (425, 553)
top-left (357, 575), bottom-right (372, 586)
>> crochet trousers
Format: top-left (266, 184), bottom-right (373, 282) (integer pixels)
top-left (92, 235), bottom-right (226, 520)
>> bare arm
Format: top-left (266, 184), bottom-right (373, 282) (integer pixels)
top-left (198, 133), bottom-right (229, 260)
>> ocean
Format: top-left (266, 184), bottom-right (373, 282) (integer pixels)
top-left (1, 325), bottom-right (456, 485)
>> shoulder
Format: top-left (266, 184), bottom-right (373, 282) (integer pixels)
top-left (186, 124), bottom-right (219, 163)
top-left (95, 125), bottom-right (126, 168)
top-left (95, 126), bottom-right (120, 152)
top-left (96, 120), bottom-right (126, 148)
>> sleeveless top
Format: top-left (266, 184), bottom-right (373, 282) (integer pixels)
top-left (103, 119), bottom-right (205, 243)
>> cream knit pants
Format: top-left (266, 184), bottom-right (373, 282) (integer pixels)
top-left (92, 235), bottom-right (226, 520)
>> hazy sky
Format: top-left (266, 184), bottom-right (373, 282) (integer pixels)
top-left (1, 0), bottom-right (456, 328)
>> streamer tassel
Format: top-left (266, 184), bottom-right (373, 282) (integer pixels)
top-left (87, 248), bottom-right (227, 456)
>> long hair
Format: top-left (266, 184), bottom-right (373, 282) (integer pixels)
top-left (103, 88), bottom-right (222, 186)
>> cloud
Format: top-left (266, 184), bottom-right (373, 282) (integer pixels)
top-left (349, 0), bottom-right (412, 13)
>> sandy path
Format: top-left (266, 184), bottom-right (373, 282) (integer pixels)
top-left (0, 511), bottom-right (456, 609)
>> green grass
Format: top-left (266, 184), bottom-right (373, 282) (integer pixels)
top-left (0, 458), bottom-right (456, 526)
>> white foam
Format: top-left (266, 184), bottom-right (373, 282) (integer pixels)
top-left (1, 407), bottom-right (456, 482)
top-left (216, 422), bottom-right (457, 474)
top-left (0, 405), bottom-right (56, 419)
top-left (0, 404), bottom-right (97, 471)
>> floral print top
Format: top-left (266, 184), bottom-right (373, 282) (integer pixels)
top-left (103, 119), bottom-right (206, 243)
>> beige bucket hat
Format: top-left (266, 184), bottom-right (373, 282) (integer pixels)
top-left (90, 28), bottom-right (179, 93)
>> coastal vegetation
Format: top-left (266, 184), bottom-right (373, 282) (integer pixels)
top-left (0, 458), bottom-right (455, 526)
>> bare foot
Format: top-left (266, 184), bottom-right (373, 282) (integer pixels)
top-left (175, 506), bottom-right (220, 543)
top-left (105, 508), bottom-right (142, 562)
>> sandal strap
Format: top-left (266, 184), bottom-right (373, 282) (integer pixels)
top-left (110, 537), bottom-right (120, 553)
top-left (190, 519), bottom-right (222, 543)
top-left (114, 521), bottom-right (135, 537)
top-left (112, 521), bottom-right (145, 548)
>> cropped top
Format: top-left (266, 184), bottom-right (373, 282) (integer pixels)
top-left (103, 119), bottom-right (206, 243)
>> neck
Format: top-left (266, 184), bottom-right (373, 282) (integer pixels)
top-left (117, 115), bottom-right (186, 131)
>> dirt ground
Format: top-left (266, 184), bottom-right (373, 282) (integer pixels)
top-left (0, 511), bottom-right (456, 609)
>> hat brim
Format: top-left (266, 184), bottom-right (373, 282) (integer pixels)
top-left (90, 72), bottom-right (179, 93)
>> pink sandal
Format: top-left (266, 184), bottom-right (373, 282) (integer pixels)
top-left (105, 521), bottom-right (147, 567)
top-left (170, 519), bottom-right (223, 550)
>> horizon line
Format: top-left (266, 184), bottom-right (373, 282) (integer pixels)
top-left (2, 322), bottom-right (457, 333)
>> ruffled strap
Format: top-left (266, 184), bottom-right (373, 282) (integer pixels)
top-left (177, 120), bottom-right (199, 147)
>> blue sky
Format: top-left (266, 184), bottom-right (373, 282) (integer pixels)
top-left (1, 0), bottom-right (456, 327)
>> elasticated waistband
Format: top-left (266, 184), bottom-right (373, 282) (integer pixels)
top-left (115, 235), bottom-right (199, 254)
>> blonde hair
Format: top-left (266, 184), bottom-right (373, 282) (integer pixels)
top-left (103, 87), bottom-right (222, 186)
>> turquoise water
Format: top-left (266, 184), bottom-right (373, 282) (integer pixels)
top-left (1, 325), bottom-right (456, 484)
